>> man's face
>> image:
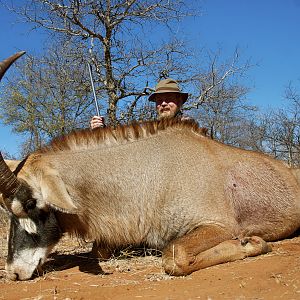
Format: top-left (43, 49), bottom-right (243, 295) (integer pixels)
top-left (155, 93), bottom-right (184, 119)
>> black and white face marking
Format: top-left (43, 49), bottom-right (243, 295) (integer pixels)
top-left (6, 209), bottom-right (62, 281)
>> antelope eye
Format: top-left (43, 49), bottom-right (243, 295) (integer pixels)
top-left (26, 199), bottom-right (36, 210)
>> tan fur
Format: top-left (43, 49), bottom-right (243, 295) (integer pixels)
top-left (39, 166), bottom-right (77, 213)
top-left (7, 119), bottom-right (300, 275)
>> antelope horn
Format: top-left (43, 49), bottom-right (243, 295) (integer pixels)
top-left (0, 152), bottom-right (22, 197)
top-left (0, 52), bottom-right (26, 196)
top-left (0, 51), bottom-right (26, 81)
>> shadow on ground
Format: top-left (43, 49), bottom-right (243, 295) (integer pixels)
top-left (42, 252), bottom-right (107, 276)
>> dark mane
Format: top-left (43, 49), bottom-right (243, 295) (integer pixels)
top-left (37, 118), bottom-right (207, 154)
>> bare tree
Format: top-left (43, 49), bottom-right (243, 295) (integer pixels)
top-left (181, 49), bottom-right (257, 145)
top-left (0, 40), bottom-right (97, 154)
top-left (5, 0), bottom-right (199, 125)
top-left (260, 82), bottom-right (300, 166)
top-left (1, 0), bottom-right (262, 158)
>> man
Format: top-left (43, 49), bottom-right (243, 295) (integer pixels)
top-left (90, 78), bottom-right (189, 129)
top-left (148, 78), bottom-right (189, 120)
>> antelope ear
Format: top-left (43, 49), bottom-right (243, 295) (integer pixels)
top-left (40, 169), bottom-right (77, 213)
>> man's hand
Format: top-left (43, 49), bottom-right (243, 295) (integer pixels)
top-left (90, 116), bottom-right (105, 129)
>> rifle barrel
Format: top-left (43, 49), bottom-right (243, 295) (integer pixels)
top-left (88, 63), bottom-right (100, 117)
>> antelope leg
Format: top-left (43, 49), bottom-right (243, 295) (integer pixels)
top-left (162, 225), bottom-right (271, 276)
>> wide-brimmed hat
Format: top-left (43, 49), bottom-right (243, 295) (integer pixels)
top-left (149, 78), bottom-right (188, 103)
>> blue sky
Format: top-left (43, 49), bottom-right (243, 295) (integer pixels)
top-left (1, 0), bottom-right (300, 157)
top-left (196, 0), bottom-right (300, 108)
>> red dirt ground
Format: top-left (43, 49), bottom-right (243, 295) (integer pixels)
top-left (1, 235), bottom-right (300, 300)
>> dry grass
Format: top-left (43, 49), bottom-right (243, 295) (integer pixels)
top-left (0, 210), bottom-right (8, 227)
top-left (0, 211), bottom-right (9, 259)
top-left (48, 235), bottom-right (163, 273)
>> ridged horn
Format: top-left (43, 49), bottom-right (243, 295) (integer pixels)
top-left (0, 51), bottom-right (26, 81)
top-left (0, 152), bottom-right (22, 197)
